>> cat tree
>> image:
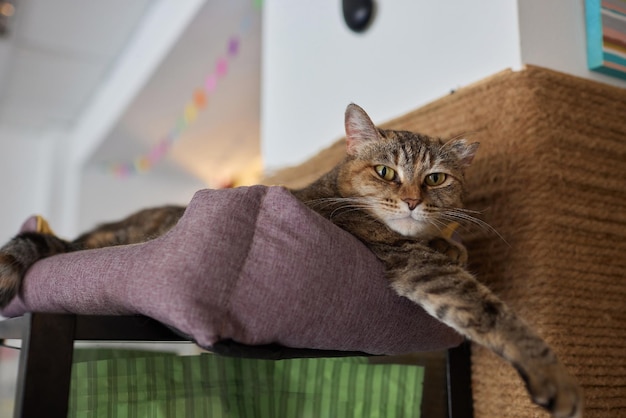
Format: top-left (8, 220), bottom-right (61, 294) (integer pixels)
top-left (265, 65), bottom-right (626, 418)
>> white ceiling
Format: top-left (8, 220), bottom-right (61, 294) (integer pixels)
top-left (0, 0), bottom-right (261, 186)
top-left (0, 0), bottom-right (153, 132)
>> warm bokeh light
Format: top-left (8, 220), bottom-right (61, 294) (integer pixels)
top-left (0, 2), bottom-right (14, 17)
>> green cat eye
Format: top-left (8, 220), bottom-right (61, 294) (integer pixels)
top-left (374, 165), bottom-right (396, 181)
top-left (425, 172), bottom-right (447, 187)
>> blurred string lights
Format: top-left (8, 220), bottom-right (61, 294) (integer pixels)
top-left (0, 1), bottom-right (16, 37)
top-left (106, 0), bottom-right (262, 180)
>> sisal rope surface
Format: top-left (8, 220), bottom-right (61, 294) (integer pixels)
top-left (265, 66), bottom-right (626, 417)
top-left (382, 67), bottom-right (626, 418)
top-left (383, 66), bottom-right (626, 418)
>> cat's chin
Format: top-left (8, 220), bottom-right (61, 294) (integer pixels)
top-left (385, 217), bottom-right (436, 238)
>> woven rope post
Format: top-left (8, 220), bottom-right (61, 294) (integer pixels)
top-left (265, 66), bottom-right (626, 417)
top-left (387, 66), bottom-right (626, 418)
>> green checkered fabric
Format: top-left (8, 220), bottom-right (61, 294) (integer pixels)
top-left (69, 350), bottom-right (423, 418)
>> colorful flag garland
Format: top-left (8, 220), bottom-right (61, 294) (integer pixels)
top-left (106, 2), bottom-right (259, 179)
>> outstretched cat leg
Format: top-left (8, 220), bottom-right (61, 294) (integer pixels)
top-left (382, 246), bottom-right (582, 418)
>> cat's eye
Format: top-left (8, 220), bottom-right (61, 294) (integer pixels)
top-left (424, 173), bottom-right (447, 187)
top-left (374, 165), bottom-right (396, 181)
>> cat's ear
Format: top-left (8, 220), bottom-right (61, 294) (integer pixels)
top-left (444, 138), bottom-right (480, 167)
top-left (344, 103), bottom-right (380, 155)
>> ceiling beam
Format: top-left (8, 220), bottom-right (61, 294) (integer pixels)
top-left (52, 0), bottom-right (206, 237)
top-left (67, 0), bottom-right (207, 166)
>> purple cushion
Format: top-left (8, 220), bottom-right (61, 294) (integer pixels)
top-left (2, 186), bottom-right (461, 355)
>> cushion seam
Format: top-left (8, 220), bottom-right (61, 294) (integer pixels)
top-left (219, 186), bottom-right (270, 340)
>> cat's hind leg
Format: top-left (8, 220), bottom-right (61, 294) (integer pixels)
top-left (0, 232), bottom-right (73, 307)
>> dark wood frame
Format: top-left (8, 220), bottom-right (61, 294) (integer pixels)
top-left (0, 313), bottom-right (473, 418)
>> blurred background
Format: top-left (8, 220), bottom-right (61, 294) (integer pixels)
top-left (0, 0), bottom-right (624, 242)
top-left (0, 0), bottom-right (625, 415)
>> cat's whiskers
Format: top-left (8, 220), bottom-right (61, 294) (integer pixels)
top-left (421, 206), bottom-right (458, 232)
top-left (304, 197), bottom-right (366, 209)
top-left (438, 207), bottom-right (510, 246)
top-left (422, 215), bottom-right (449, 233)
top-left (303, 197), bottom-right (380, 222)
top-left (305, 197), bottom-right (366, 211)
top-left (330, 207), bottom-right (379, 222)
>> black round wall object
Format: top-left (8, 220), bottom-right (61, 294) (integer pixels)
top-left (342, 0), bottom-right (375, 33)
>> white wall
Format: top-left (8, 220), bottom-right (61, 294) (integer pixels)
top-left (518, 0), bottom-right (626, 89)
top-left (261, 0), bottom-right (626, 172)
top-left (0, 0), bottom-right (208, 242)
top-left (78, 166), bottom-right (205, 232)
top-left (261, 0), bottom-right (522, 171)
top-left (0, 129), bottom-right (55, 242)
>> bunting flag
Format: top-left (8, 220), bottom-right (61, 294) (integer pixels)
top-left (106, 1), bottom-right (260, 179)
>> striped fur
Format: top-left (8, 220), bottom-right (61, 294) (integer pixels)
top-left (0, 206), bottom-right (184, 307)
top-left (293, 104), bottom-right (582, 418)
top-left (0, 103), bottom-right (581, 417)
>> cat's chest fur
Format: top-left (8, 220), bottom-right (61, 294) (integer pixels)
top-left (0, 102), bottom-right (582, 417)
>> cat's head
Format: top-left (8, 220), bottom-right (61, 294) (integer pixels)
top-left (337, 103), bottom-right (479, 238)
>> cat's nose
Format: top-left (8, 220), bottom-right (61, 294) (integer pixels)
top-left (403, 198), bottom-right (420, 210)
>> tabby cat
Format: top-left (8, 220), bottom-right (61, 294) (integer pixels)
top-left (0, 104), bottom-right (581, 417)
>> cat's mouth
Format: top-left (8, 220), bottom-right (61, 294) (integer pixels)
top-left (384, 210), bottom-right (436, 237)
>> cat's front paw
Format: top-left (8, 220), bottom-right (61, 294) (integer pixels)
top-left (525, 363), bottom-right (583, 418)
top-left (428, 237), bottom-right (468, 265)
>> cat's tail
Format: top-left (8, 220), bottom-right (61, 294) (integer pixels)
top-left (0, 232), bottom-right (74, 308)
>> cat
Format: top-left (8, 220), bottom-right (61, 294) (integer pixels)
top-left (0, 103), bottom-right (581, 418)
